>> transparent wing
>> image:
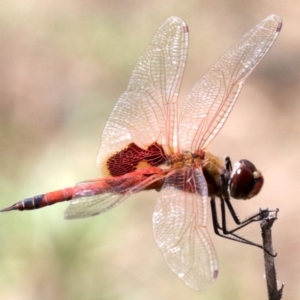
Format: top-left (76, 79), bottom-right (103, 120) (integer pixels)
top-left (179, 14), bottom-right (282, 152)
top-left (97, 16), bottom-right (188, 174)
top-left (65, 171), bottom-right (165, 219)
top-left (65, 192), bottom-right (128, 220)
top-left (152, 167), bottom-right (218, 291)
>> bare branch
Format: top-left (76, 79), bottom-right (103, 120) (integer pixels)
top-left (260, 208), bottom-right (284, 300)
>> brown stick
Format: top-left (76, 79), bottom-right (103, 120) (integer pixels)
top-left (260, 208), bottom-right (284, 300)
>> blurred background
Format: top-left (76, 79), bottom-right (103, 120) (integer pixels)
top-left (0, 0), bottom-right (299, 299)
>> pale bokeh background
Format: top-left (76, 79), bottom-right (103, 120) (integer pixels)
top-left (0, 1), bottom-right (299, 299)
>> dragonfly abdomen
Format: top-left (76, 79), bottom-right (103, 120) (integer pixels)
top-left (1, 188), bottom-right (74, 212)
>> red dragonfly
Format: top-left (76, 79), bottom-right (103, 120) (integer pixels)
top-left (1, 15), bottom-right (281, 290)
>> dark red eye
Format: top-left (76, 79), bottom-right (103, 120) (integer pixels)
top-left (229, 159), bottom-right (264, 200)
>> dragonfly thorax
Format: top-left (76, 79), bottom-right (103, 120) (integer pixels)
top-left (168, 149), bottom-right (206, 169)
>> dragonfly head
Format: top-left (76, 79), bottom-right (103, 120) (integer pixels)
top-left (229, 159), bottom-right (264, 200)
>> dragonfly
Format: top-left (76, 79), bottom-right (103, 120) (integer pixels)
top-left (1, 15), bottom-right (282, 291)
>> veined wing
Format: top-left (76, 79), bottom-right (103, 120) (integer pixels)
top-left (179, 15), bottom-right (282, 152)
top-left (65, 169), bottom-right (165, 219)
top-left (152, 167), bottom-right (218, 291)
top-left (97, 16), bottom-right (188, 175)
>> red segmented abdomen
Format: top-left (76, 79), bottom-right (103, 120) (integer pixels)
top-left (1, 166), bottom-right (165, 212)
top-left (2, 180), bottom-right (114, 211)
top-left (3, 187), bottom-right (75, 211)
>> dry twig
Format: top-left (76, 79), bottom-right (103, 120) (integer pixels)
top-left (260, 208), bottom-right (284, 300)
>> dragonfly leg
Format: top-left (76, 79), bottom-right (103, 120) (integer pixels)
top-left (210, 197), bottom-right (276, 257)
top-left (223, 197), bottom-right (266, 230)
top-left (224, 156), bottom-right (232, 172)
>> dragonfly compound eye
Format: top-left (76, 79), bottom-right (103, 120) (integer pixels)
top-left (229, 159), bottom-right (264, 200)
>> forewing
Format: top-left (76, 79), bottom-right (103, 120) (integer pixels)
top-left (65, 172), bottom-right (165, 219)
top-left (97, 17), bottom-right (188, 173)
top-left (179, 15), bottom-right (282, 152)
top-left (153, 167), bottom-right (218, 291)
